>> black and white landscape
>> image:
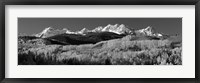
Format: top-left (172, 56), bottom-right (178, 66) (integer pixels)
top-left (18, 18), bottom-right (182, 65)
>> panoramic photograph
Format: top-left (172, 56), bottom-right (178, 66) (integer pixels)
top-left (18, 18), bottom-right (182, 65)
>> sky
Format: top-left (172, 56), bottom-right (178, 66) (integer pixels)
top-left (18, 18), bottom-right (182, 35)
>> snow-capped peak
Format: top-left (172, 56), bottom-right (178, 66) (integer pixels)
top-left (43, 27), bottom-right (54, 33)
top-left (35, 27), bottom-right (73, 38)
top-left (102, 24), bottom-right (118, 31)
top-left (119, 24), bottom-right (125, 27)
top-left (144, 26), bottom-right (155, 33)
top-left (80, 28), bottom-right (89, 32)
top-left (136, 26), bottom-right (162, 37)
top-left (63, 28), bottom-right (76, 34)
top-left (76, 28), bottom-right (90, 35)
top-left (101, 24), bottom-right (132, 34)
top-left (35, 27), bottom-right (54, 37)
top-left (92, 26), bottom-right (103, 32)
top-left (138, 26), bottom-right (155, 36)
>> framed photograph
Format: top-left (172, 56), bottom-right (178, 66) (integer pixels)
top-left (0, 0), bottom-right (199, 83)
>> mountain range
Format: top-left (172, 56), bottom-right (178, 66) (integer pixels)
top-left (18, 24), bottom-right (178, 45)
top-left (35, 24), bottom-right (163, 38)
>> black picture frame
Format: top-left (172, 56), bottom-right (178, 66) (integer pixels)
top-left (0, 0), bottom-right (199, 83)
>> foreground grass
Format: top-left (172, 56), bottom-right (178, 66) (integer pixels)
top-left (18, 36), bottom-right (182, 65)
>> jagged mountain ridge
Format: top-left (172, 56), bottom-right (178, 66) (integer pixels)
top-left (25, 24), bottom-right (172, 45)
top-left (35, 24), bottom-right (163, 38)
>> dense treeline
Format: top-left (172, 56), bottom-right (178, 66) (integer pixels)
top-left (18, 35), bottom-right (182, 65)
